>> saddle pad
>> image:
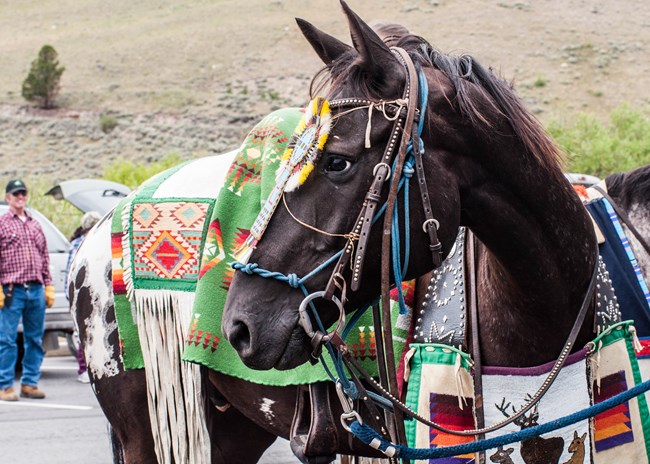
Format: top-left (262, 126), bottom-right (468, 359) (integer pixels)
top-left (588, 322), bottom-right (650, 463)
top-left (404, 322), bottom-right (650, 463)
top-left (481, 350), bottom-right (591, 463)
top-left (112, 107), bottom-right (415, 386)
top-left (112, 108), bottom-right (302, 369)
top-left (586, 197), bottom-right (650, 336)
top-left (403, 344), bottom-right (476, 463)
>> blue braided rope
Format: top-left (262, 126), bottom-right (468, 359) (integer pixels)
top-left (349, 377), bottom-right (650, 459)
top-left (390, 69), bottom-right (428, 315)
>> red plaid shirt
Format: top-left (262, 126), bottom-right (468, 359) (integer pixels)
top-left (0, 211), bottom-right (52, 286)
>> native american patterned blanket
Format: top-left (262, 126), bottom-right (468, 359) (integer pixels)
top-left (586, 195), bottom-right (650, 336)
top-left (111, 107), bottom-right (414, 385)
top-left (404, 322), bottom-right (650, 463)
top-left (584, 188), bottom-right (650, 410)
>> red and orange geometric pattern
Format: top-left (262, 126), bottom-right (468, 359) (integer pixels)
top-left (199, 219), bottom-right (225, 279)
top-left (132, 201), bottom-right (210, 281)
top-left (186, 314), bottom-right (220, 352)
top-left (429, 392), bottom-right (475, 463)
top-left (111, 232), bottom-right (126, 295)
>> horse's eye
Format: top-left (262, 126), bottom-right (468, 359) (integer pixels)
top-left (325, 157), bottom-right (351, 173)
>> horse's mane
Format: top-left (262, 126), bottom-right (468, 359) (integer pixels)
top-left (606, 164), bottom-right (650, 209)
top-left (310, 28), bottom-right (563, 172)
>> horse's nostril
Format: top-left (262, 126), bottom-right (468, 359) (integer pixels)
top-left (229, 320), bottom-right (252, 353)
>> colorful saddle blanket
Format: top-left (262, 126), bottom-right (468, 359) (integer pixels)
top-left (585, 194), bottom-right (650, 337)
top-left (403, 191), bottom-right (650, 463)
top-left (111, 107), bottom-right (414, 385)
top-left (404, 321), bottom-right (650, 463)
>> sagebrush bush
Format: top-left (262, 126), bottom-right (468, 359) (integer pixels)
top-left (548, 104), bottom-right (650, 178)
top-left (102, 153), bottom-right (185, 189)
top-left (99, 114), bottom-right (118, 133)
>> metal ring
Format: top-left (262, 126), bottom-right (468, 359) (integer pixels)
top-left (298, 291), bottom-right (345, 343)
top-left (372, 163), bottom-right (391, 181)
top-left (422, 218), bottom-right (440, 233)
top-left (340, 411), bottom-right (363, 432)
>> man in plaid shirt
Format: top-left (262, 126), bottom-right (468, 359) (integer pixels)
top-left (0, 179), bottom-right (55, 401)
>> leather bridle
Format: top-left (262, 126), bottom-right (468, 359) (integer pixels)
top-left (317, 47), bottom-right (443, 303)
top-left (232, 45), bottom-right (605, 449)
top-left (291, 52), bottom-right (444, 432)
top-left (289, 47), bottom-right (603, 442)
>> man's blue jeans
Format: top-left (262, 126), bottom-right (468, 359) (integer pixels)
top-left (0, 284), bottom-right (46, 388)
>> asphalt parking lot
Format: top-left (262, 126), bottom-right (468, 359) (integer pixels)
top-left (0, 351), bottom-right (112, 463)
top-left (0, 346), bottom-right (299, 463)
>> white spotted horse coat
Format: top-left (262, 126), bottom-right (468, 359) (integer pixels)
top-left (68, 212), bottom-right (121, 380)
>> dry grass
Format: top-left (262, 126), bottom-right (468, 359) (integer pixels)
top-left (1, 0), bottom-right (649, 120)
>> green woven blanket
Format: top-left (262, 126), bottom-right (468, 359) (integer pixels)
top-left (112, 107), bottom-right (413, 386)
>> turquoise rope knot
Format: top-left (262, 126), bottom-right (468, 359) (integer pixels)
top-left (286, 273), bottom-right (300, 288)
top-left (231, 262), bottom-right (258, 274)
top-left (402, 160), bottom-right (415, 178)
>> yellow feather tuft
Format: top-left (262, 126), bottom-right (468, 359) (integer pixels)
top-left (316, 133), bottom-right (329, 150)
top-left (297, 163), bottom-right (315, 185)
top-left (280, 146), bottom-right (293, 161)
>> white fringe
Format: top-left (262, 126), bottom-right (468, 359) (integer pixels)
top-left (135, 289), bottom-right (210, 464)
top-left (119, 196), bottom-right (136, 315)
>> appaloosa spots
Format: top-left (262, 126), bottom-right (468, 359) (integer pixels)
top-left (70, 218), bottom-right (121, 379)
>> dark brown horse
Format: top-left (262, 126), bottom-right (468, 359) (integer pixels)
top-left (69, 3), bottom-right (650, 463)
top-left (222, 2), bottom-right (598, 372)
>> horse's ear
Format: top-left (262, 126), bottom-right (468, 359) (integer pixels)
top-left (296, 18), bottom-right (352, 66)
top-left (339, 0), bottom-right (403, 89)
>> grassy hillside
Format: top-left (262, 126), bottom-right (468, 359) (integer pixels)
top-left (2, 0), bottom-right (650, 232)
top-left (2, 0), bottom-right (649, 119)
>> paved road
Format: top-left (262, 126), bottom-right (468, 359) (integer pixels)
top-left (0, 352), bottom-right (300, 463)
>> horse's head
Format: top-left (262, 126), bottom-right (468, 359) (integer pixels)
top-left (223, 1), bottom-right (496, 370)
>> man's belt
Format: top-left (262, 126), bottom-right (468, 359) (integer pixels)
top-left (17, 281), bottom-right (41, 288)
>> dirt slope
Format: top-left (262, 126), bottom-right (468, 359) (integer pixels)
top-left (1, 0), bottom-right (649, 179)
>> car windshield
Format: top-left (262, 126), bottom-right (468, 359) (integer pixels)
top-left (0, 204), bottom-right (69, 253)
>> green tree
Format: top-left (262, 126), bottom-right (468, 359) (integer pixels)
top-left (22, 45), bottom-right (65, 109)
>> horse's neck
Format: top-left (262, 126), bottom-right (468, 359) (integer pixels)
top-left (464, 170), bottom-right (596, 367)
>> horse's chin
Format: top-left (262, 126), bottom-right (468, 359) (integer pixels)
top-left (239, 326), bottom-right (311, 371)
top-left (272, 336), bottom-right (312, 370)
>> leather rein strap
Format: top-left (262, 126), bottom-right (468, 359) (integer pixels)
top-left (321, 47), bottom-right (434, 453)
top-left (378, 47), bottom-right (421, 450)
top-left (343, 243), bottom-right (602, 436)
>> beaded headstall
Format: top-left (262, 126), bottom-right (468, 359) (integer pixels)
top-left (234, 97), bottom-right (332, 263)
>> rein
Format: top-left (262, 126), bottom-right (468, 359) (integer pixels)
top-left (341, 244), bottom-right (603, 439)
